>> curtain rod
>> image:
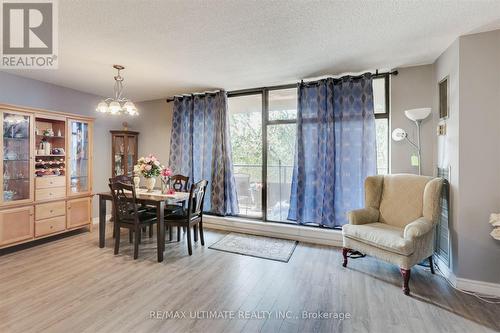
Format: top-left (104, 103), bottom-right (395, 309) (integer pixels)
top-left (166, 69), bottom-right (398, 103)
top-left (300, 69), bottom-right (398, 86)
top-left (165, 90), bottom-right (223, 103)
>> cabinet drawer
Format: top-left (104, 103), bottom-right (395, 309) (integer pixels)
top-left (35, 216), bottom-right (66, 237)
top-left (36, 187), bottom-right (66, 201)
top-left (35, 201), bottom-right (66, 220)
top-left (35, 176), bottom-right (66, 189)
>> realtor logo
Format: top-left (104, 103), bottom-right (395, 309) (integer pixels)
top-left (1, 0), bottom-right (58, 68)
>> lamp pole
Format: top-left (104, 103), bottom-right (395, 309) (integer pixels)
top-left (415, 120), bottom-right (422, 176)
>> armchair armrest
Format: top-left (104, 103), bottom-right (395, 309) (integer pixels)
top-left (347, 207), bottom-right (379, 225)
top-left (404, 217), bottom-right (433, 240)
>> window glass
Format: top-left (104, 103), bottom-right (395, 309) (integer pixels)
top-left (228, 94), bottom-right (263, 218)
top-left (268, 88), bottom-right (297, 121)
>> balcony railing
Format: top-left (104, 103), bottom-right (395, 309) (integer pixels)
top-left (233, 162), bottom-right (293, 221)
top-left (233, 163), bottom-right (387, 221)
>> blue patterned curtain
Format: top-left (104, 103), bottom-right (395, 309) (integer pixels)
top-left (288, 73), bottom-right (376, 228)
top-left (168, 91), bottom-right (239, 216)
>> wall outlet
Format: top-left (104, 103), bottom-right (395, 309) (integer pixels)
top-left (437, 123), bottom-right (447, 136)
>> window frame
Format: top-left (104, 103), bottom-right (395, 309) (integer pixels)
top-left (227, 75), bottom-right (390, 222)
top-left (373, 74), bottom-right (390, 174)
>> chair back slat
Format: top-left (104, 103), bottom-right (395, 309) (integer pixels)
top-left (171, 174), bottom-right (189, 192)
top-left (187, 180), bottom-right (208, 218)
top-left (109, 181), bottom-right (138, 222)
top-left (109, 175), bottom-right (133, 185)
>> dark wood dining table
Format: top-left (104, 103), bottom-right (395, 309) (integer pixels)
top-left (96, 189), bottom-right (190, 262)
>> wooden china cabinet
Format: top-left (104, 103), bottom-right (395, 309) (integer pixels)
top-left (110, 130), bottom-right (139, 177)
top-left (0, 104), bottom-right (93, 249)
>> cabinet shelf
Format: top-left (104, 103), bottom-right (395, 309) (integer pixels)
top-left (36, 154), bottom-right (66, 157)
top-left (36, 135), bottom-right (65, 139)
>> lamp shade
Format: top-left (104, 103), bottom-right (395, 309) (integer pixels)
top-left (96, 101), bottom-right (109, 113)
top-left (405, 108), bottom-right (431, 122)
top-left (108, 101), bottom-right (121, 114)
top-left (123, 101), bottom-right (138, 116)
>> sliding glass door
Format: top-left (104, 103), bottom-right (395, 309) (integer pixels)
top-left (228, 93), bottom-right (263, 218)
top-left (266, 88), bottom-right (297, 222)
top-left (228, 87), bottom-right (297, 222)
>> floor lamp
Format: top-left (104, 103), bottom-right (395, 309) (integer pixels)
top-left (391, 108), bottom-right (431, 175)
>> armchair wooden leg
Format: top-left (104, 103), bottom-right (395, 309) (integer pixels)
top-left (169, 226), bottom-right (173, 241)
top-left (149, 224), bottom-right (153, 238)
top-left (177, 226), bottom-right (181, 242)
top-left (342, 248), bottom-right (351, 267)
top-left (400, 268), bottom-right (411, 296)
top-left (194, 225), bottom-right (198, 242)
top-left (428, 256), bottom-right (435, 274)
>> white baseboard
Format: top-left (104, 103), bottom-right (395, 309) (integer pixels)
top-left (434, 253), bottom-right (500, 297)
top-left (203, 215), bottom-right (343, 247)
top-left (455, 278), bottom-right (500, 298)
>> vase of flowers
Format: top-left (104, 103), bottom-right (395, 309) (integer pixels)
top-left (135, 154), bottom-right (163, 192)
top-left (160, 167), bottom-right (173, 193)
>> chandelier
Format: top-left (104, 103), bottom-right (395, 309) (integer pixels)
top-left (96, 65), bottom-right (138, 116)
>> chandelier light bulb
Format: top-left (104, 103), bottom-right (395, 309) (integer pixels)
top-left (123, 101), bottom-right (138, 116)
top-left (109, 101), bottom-right (121, 114)
top-left (96, 101), bottom-right (109, 113)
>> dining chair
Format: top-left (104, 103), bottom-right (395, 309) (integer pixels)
top-left (109, 181), bottom-right (158, 259)
top-left (165, 174), bottom-right (190, 240)
top-left (109, 175), bottom-right (155, 239)
top-left (171, 174), bottom-right (190, 192)
top-left (164, 179), bottom-right (208, 255)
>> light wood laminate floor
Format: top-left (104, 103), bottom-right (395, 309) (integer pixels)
top-left (0, 225), bottom-right (499, 333)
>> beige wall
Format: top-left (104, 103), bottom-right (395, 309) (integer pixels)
top-left (432, 29), bottom-right (500, 284)
top-left (455, 30), bottom-right (500, 283)
top-left (390, 65), bottom-right (436, 176)
top-left (135, 99), bottom-right (173, 179)
top-left (433, 39), bottom-right (460, 274)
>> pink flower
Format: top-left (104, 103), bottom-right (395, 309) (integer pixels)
top-left (166, 188), bottom-right (176, 195)
top-left (145, 157), bottom-right (151, 163)
top-left (161, 167), bottom-right (173, 177)
top-left (144, 165), bottom-right (152, 171)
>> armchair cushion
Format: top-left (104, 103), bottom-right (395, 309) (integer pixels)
top-left (403, 217), bottom-right (433, 240)
top-left (342, 222), bottom-right (414, 256)
top-left (378, 174), bottom-right (432, 228)
top-left (347, 207), bottom-right (380, 225)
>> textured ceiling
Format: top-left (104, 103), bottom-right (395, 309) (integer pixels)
top-left (3, 0), bottom-right (500, 101)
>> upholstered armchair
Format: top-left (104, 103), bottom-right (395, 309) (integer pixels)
top-left (342, 174), bottom-right (443, 295)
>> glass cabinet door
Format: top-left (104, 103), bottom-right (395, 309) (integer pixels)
top-left (68, 119), bottom-right (90, 194)
top-left (126, 135), bottom-right (137, 176)
top-left (2, 111), bottom-right (33, 203)
top-left (113, 135), bottom-right (125, 176)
